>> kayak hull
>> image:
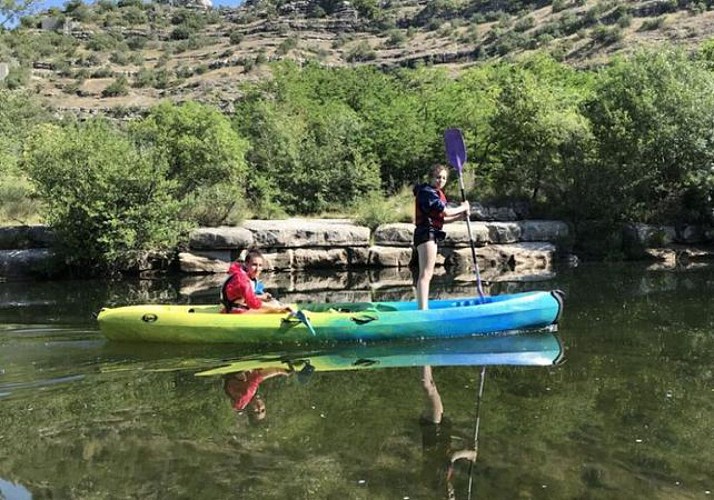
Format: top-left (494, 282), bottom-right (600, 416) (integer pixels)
top-left (97, 290), bottom-right (564, 344)
top-left (195, 331), bottom-right (565, 376)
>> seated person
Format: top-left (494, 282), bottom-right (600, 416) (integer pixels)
top-left (223, 368), bottom-right (292, 423)
top-left (220, 248), bottom-right (292, 314)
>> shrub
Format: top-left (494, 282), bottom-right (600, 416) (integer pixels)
top-left (22, 120), bottom-right (187, 274)
top-left (639, 16), bottom-right (666, 31)
top-left (276, 36), bottom-right (298, 56)
top-left (127, 35), bottom-right (148, 50)
top-left (228, 30), bottom-right (244, 45)
top-left (1, 66), bottom-right (30, 89)
top-left (101, 75), bottom-right (129, 97)
top-left (171, 25), bottom-right (192, 40)
top-left (352, 186), bottom-right (413, 231)
top-left (179, 183), bottom-right (247, 227)
top-left (129, 101), bottom-right (250, 202)
top-left (345, 41), bottom-right (376, 62)
top-left (0, 171), bottom-right (42, 224)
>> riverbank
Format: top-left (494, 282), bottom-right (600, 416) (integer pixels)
top-left (2, 218), bottom-right (713, 283)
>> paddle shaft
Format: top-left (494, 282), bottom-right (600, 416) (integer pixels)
top-left (457, 172), bottom-right (485, 299)
top-left (467, 365), bottom-right (487, 500)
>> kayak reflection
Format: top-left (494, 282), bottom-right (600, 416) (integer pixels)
top-left (195, 330), bottom-right (564, 376)
top-left (203, 332), bottom-right (564, 497)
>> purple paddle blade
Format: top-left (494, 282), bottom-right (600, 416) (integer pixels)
top-left (444, 128), bottom-right (467, 173)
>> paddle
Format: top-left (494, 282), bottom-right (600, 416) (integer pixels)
top-left (443, 128), bottom-right (485, 299)
top-left (444, 128), bottom-right (487, 500)
top-left (466, 366), bottom-right (486, 500)
top-left (291, 309), bottom-right (317, 336)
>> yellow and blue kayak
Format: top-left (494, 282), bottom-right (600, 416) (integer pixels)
top-left (195, 331), bottom-right (564, 377)
top-left (97, 290), bottom-right (564, 344)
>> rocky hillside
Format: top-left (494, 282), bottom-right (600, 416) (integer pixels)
top-left (2, 0), bottom-right (714, 113)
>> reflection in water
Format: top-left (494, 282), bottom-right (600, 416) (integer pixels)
top-left (195, 331), bottom-right (564, 377)
top-left (223, 368), bottom-right (293, 424)
top-left (204, 333), bottom-right (563, 499)
top-left (421, 365), bottom-right (476, 500)
top-left (3, 264), bottom-right (714, 498)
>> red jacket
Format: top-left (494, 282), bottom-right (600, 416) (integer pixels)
top-left (221, 262), bottom-right (262, 312)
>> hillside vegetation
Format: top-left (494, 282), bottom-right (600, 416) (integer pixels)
top-left (3, 0), bottom-right (714, 275)
top-left (3, 0), bottom-right (714, 110)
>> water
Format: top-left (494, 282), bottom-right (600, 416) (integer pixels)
top-left (0, 263), bottom-right (712, 499)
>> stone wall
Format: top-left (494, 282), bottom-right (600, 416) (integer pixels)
top-left (179, 218), bottom-right (568, 282)
top-left (1, 218), bottom-right (569, 281)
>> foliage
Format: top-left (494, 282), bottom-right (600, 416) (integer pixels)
top-left (101, 74), bottom-right (129, 97)
top-left (129, 101), bottom-right (250, 202)
top-left (0, 90), bottom-right (50, 223)
top-left (582, 47), bottom-right (714, 225)
top-left (234, 82), bottom-right (381, 214)
top-left (486, 54), bottom-right (595, 213)
top-left (3, 37), bottom-right (714, 265)
top-left (352, 185), bottom-right (413, 230)
top-left (0, 0), bottom-right (40, 28)
top-left (0, 64), bottom-right (29, 88)
top-left (179, 183), bottom-right (247, 227)
top-left (22, 119), bottom-right (187, 273)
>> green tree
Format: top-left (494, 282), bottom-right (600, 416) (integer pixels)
top-left (130, 101), bottom-right (250, 224)
top-left (583, 47), bottom-right (714, 225)
top-left (1, 0), bottom-right (40, 28)
top-left (0, 90), bottom-right (50, 223)
top-left (234, 66), bottom-right (383, 215)
top-left (487, 55), bottom-right (594, 212)
top-left (22, 119), bottom-right (185, 273)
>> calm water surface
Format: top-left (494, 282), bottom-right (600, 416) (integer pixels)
top-left (0, 263), bottom-right (712, 499)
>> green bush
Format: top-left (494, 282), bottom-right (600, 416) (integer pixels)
top-left (352, 186), bottom-right (413, 231)
top-left (101, 75), bottom-right (129, 97)
top-left (345, 41), bottom-right (376, 62)
top-left (179, 183), bottom-right (247, 227)
top-left (129, 101), bottom-right (250, 202)
top-left (228, 30), bottom-right (244, 45)
top-left (0, 172), bottom-right (42, 224)
top-left (22, 120), bottom-right (187, 274)
top-left (1, 66), bottom-right (30, 89)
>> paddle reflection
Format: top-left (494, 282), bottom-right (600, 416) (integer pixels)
top-left (421, 364), bottom-right (480, 500)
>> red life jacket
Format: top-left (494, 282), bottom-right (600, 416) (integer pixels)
top-left (414, 184), bottom-right (447, 231)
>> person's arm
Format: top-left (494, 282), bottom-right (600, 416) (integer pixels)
top-left (232, 273), bottom-right (263, 310)
top-left (260, 301), bottom-right (294, 313)
top-left (418, 187), bottom-right (447, 216)
top-left (259, 367), bottom-right (292, 380)
top-left (443, 201), bottom-right (469, 223)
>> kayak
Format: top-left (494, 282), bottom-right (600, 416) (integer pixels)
top-left (194, 331), bottom-right (564, 377)
top-left (97, 290), bottom-right (564, 344)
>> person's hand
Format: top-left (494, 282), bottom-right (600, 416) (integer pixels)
top-left (262, 292), bottom-right (273, 301)
top-left (283, 305), bottom-right (295, 314)
top-left (461, 201), bottom-right (470, 220)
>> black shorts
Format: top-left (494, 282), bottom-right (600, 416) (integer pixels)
top-left (413, 226), bottom-right (446, 247)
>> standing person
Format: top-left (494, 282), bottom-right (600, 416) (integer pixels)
top-left (420, 365), bottom-right (478, 499)
top-left (220, 248), bottom-right (293, 314)
top-left (413, 164), bottom-right (470, 310)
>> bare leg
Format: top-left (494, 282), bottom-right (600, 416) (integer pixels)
top-left (420, 365), bottom-right (443, 424)
top-left (415, 240), bottom-right (438, 311)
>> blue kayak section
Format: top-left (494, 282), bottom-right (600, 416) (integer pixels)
top-left (195, 331), bottom-right (564, 376)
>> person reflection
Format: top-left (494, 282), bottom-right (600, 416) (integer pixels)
top-left (223, 368), bottom-right (292, 423)
top-left (420, 365), bottom-right (478, 500)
